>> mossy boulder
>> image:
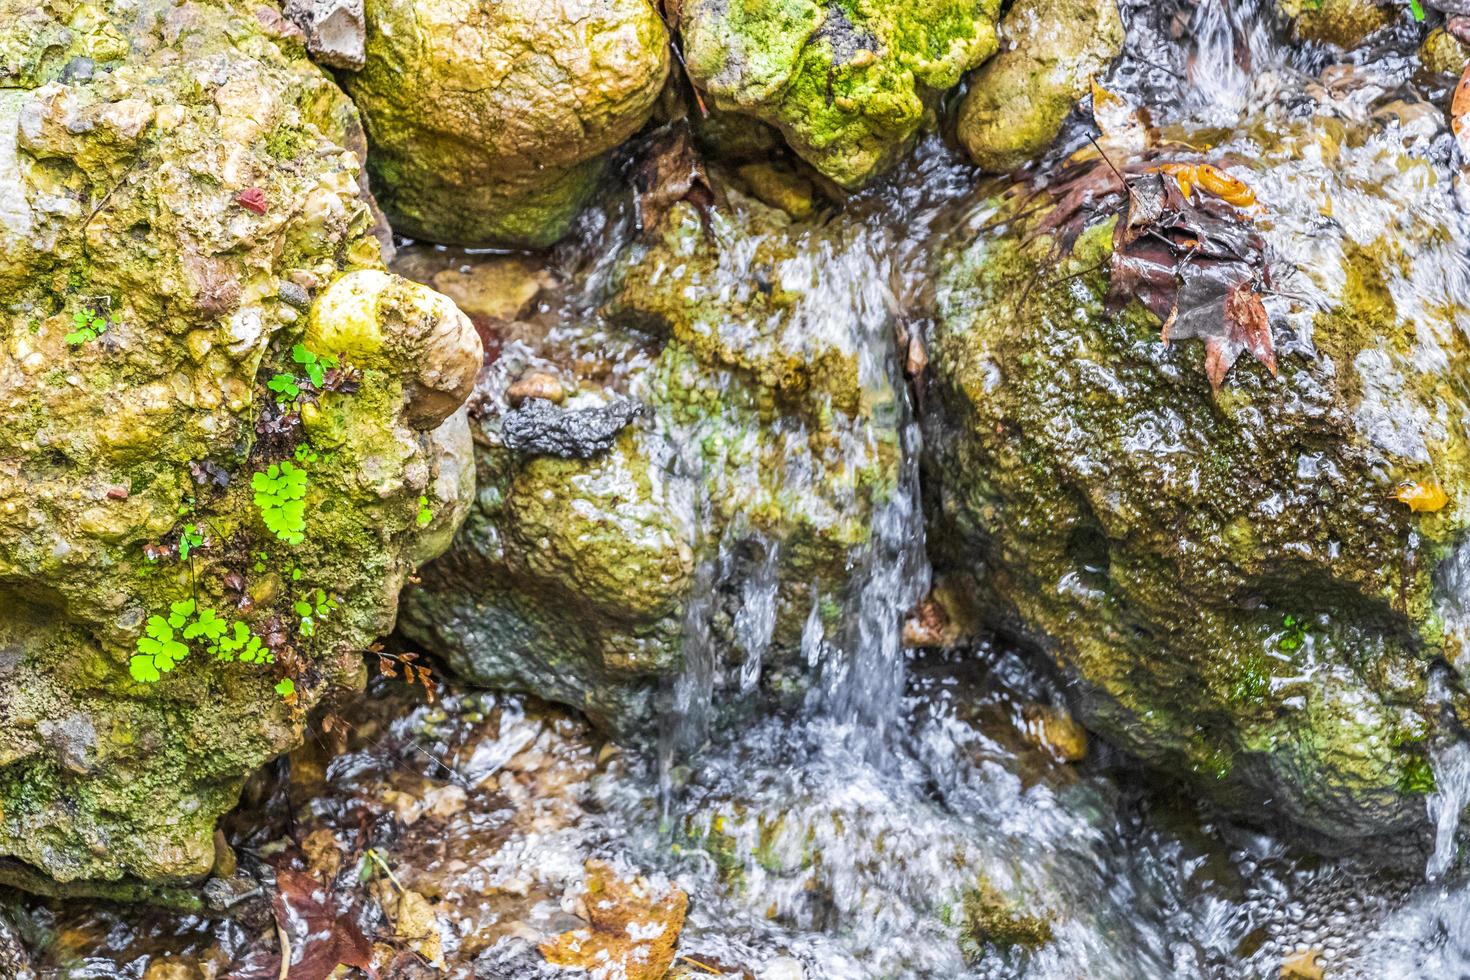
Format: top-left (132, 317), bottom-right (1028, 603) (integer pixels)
top-left (399, 191), bottom-right (903, 732)
top-left (925, 113), bottom-right (1470, 844)
top-left (343, 0), bottom-right (670, 248)
top-left (0, 0), bottom-right (478, 890)
top-left (956, 0), bottom-right (1124, 173)
top-left (679, 0), bottom-right (1002, 188)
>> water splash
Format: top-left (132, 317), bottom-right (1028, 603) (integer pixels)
top-left (734, 541), bottom-right (780, 693)
top-left (1426, 740), bottom-right (1470, 880)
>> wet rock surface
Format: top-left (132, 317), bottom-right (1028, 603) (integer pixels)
top-left (679, 0), bottom-right (1003, 187)
top-left (957, 0), bottom-right (1125, 172)
top-left (927, 43), bottom-right (1470, 844)
top-left (501, 398), bottom-right (643, 459)
top-left (0, 0), bottom-right (476, 889)
top-left (396, 176), bottom-right (915, 733)
top-left (343, 0), bottom-right (669, 247)
top-left (10, 650), bottom-right (1460, 979)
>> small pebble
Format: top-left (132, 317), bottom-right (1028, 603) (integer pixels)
top-left (506, 371), bottom-right (565, 407)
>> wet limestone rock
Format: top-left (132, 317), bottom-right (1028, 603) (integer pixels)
top-left (0, 0), bottom-right (477, 890)
top-left (343, 0), bottom-right (670, 247)
top-left (679, 0), bottom-right (1002, 187)
top-left (956, 0), bottom-right (1124, 173)
top-left (1279, 0), bottom-right (1395, 48)
top-left (399, 190), bottom-right (905, 731)
top-left (282, 0), bottom-right (366, 71)
top-left (926, 106), bottom-right (1470, 846)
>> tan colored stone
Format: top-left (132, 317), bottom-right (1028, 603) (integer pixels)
top-left (506, 372), bottom-right (566, 407)
top-left (1022, 705), bottom-right (1090, 763)
top-left (431, 258), bottom-right (551, 322)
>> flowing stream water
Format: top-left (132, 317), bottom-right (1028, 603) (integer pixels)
top-left (16, 1), bottom-right (1470, 978)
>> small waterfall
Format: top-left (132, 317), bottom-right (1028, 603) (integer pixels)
top-left (1185, 0), bottom-right (1251, 116)
top-left (734, 543), bottom-right (780, 693)
top-left (1427, 740), bottom-right (1470, 880)
top-left (813, 419), bottom-right (930, 756)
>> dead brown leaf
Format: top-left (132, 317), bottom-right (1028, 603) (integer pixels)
top-left (269, 866), bottom-right (377, 980)
top-left (630, 122), bottom-right (714, 237)
top-left (1452, 60), bottom-right (1470, 156)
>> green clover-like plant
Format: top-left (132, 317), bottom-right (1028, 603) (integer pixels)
top-left (295, 588), bottom-right (338, 638)
top-left (416, 495), bottom-right (433, 528)
top-left (275, 677), bottom-right (296, 699)
top-left (292, 343), bottom-right (338, 388)
top-left (178, 524), bottom-right (205, 561)
top-left (131, 615), bottom-right (190, 682)
top-left (212, 620), bottom-right (272, 664)
top-left (134, 602), bottom-right (279, 682)
top-left (252, 461), bottom-right (308, 545)
top-left (65, 307), bottom-right (109, 347)
top-left (267, 373), bottom-right (301, 404)
top-left (182, 606), bottom-right (228, 642)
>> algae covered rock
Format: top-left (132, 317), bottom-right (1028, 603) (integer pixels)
top-left (399, 188), bottom-right (907, 731)
top-left (926, 94), bottom-right (1470, 844)
top-left (679, 0), bottom-right (1002, 187)
top-left (956, 0), bottom-right (1124, 172)
top-left (343, 0), bottom-right (670, 248)
top-left (0, 0), bottom-right (477, 889)
top-left (1279, 0), bottom-right (1395, 48)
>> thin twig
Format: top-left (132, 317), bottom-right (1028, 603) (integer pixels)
top-left (276, 919), bottom-right (291, 980)
top-left (677, 953), bottom-right (723, 974)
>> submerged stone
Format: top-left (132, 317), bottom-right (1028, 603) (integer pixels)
top-left (344, 0), bottom-right (670, 247)
top-left (0, 0), bottom-right (476, 890)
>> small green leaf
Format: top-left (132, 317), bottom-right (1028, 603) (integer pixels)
top-left (167, 599), bottom-right (196, 628)
top-left (275, 677), bottom-right (296, 698)
top-left (183, 607), bottom-right (227, 641)
top-left (129, 655), bottom-right (161, 683)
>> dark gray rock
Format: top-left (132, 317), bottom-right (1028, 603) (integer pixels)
top-left (500, 398), bottom-right (642, 459)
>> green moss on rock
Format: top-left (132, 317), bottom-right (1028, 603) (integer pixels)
top-left (0, 0), bottom-right (478, 889)
top-left (1279, 0), bottom-right (1395, 48)
top-left (680, 0), bottom-right (1002, 188)
top-left (925, 120), bottom-right (1470, 844)
top-left (956, 0), bottom-right (1124, 173)
top-left (399, 191), bottom-right (901, 732)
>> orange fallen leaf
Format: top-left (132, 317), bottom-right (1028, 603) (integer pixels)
top-left (1280, 946), bottom-right (1325, 979)
top-left (539, 861), bottom-right (688, 980)
top-left (1156, 162), bottom-right (1257, 209)
top-left (1452, 61), bottom-right (1470, 156)
top-left (1393, 481), bottom-right (1449, 513)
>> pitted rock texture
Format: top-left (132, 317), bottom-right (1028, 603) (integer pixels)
top-left (501, 398), bottom-right (643, 459)
top-left (343, 0), bottom-right (670, 248)
top-left (0, 0), bottom-right (477, 890)
top-left (679, 0), bottom-right (1001, 187)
